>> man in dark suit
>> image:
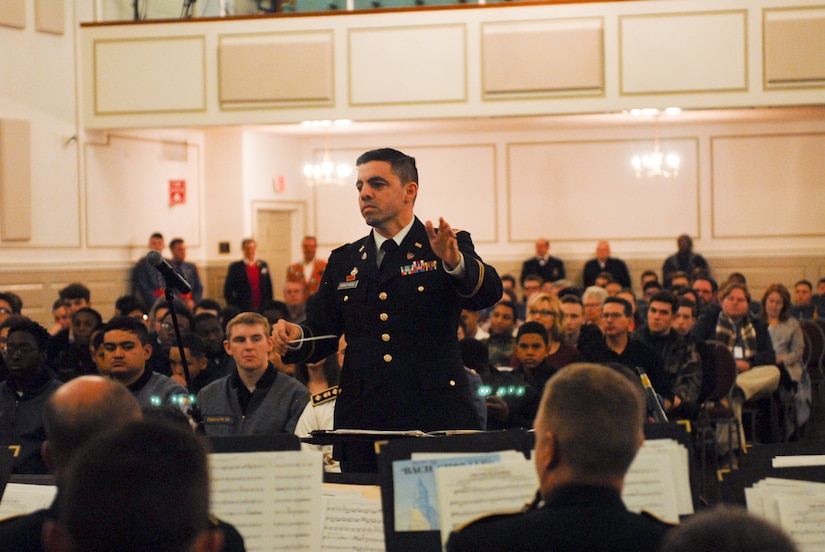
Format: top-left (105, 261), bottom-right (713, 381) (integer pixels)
top-left (272, 148), bottom-right (502, 472)
top-left (222, 238), bottom-right (274, 313)
top-left (520, 237), bottom-right (565, 287)
top-left (447, 363), bottom-right (672, 552)
top-left (582, 240), bottom-right (632, 288)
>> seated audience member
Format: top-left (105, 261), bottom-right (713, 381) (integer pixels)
top-left (668, 271), bottom-right (691, 292)
top-left (0, 292), bottom-right (22, 322)
top-left (633, 291), bottom-right (702, 419)
top-left (662, 233), bottom-right (709, 288)
top-left (672, 297), bottom-right (698, 337)
top-left (789, 279), bottom-right (816, 320)
top-left (724, 272), bottom-right (762, 316)
top-left (520, 273), bottom-right (544, 313)
top-left (0, 319), bottom-right (62, 474)
top-left (99, 316), bottom-right (189, 411)
top-left (560, 296), bottom-right (586, 348)
top-left (513, 322), bottom-right (561, 393)
top-left (148, 306), bottom-right (195, 376)
top-left (114, 295), bottom-right (148, 323)
top-left (760, 283), bottom-right (811, 433)
top-left (294, 336), bottom-right (347, 472)
top-left (604, 280), bottom-right (623, 297)
top-left (295, 350), bottom-right (341, 396)
top-left (692, 274), bottom-right (718, 314)
top-left (193, 313), bottom-right (235, 378)
top-left (526, 293), bottom-right (579, 370)
top-left (49, 299), bottom-right (71, 337)
top-left (168, 332), bottom-right (221, 395)
top-left (197, 312), bottom-right (309, 436)
top-left (46, 284), bottom-right (93, 372)
top-left (616, 288), bottom-right (643, 331)
top-left (582, 240), bottom-right (632, 289)
top-left (447, 363), bottom-right (672, 552)
top-left (692, 282), bottom-right (780, 445)
top-left (455, 337), bottom-right (489, 430)
top-left (581, 298), bottom-right (662, 400)
top-left (582, 286), bottom-right (608, 326)
top-left (482, 301), bottom-right (518, 368)
top-left (520, 237), bottom-right (565, 287)
top-left (0, 376), bottom-right (143, 551)
top-left (283, 281), bottom-right (308, 323)
top-left (660, 505), bottom-right (797, 552)
top-left (52, 307), bottom-right (102, 382)
top-left (0, 315), bottom-right (27, 381)
top-left (42, 419), bottom-right (228, 552)
top-left (461, 309), bottom-right (489, 341)
top-left (815, 277), bottom-right (825, 317)
top-left (479, 328), bottom-right (542, 431)
top-left (194, 298), bottom-right (221, 317)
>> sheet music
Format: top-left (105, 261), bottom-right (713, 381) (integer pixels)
top-left (0, 483), bottom-right (57, 521)
top-left (637, 439), bottom-right (694, 515)
top-left (209, 450), bottom-right (323, 552)
top-left (772, 455), bottom-right (825, 468)
top-left (392, 452), bottom-right (505, 532)
top-left (320, 494), bottom-right (385, 552)
top-left (774, 494), bottom-right (825, 552)
top-left (434, 458), bottom-right (537, 549)
top-left (622, 449), bottom-right (680, 523)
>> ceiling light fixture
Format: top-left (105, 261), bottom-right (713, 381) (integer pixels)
top-left (302, 120), bottom-right (353, 187)
top-left (630, 108), bottom-right (681, 179)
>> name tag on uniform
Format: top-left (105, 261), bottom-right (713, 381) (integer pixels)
top-left (204, 415), bottom-right (234, 425)
top-left (337, 281), bottom-right (359, 290)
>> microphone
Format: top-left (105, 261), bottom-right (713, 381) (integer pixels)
top-left (635, 366), bottom-right (669, 423)
top-left (146, 250), bottom-right (192, 294)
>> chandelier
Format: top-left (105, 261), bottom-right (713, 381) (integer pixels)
top-left (630, 108), bottom-right (681, 179)
top-left (303, 120), bottom-right (353, 187)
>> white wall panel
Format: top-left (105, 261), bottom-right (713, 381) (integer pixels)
top-left (348, 25), bottom-right (466, 105)
top-left (620, 11), bottom-right (747, 94)
top-left (508, 139), bottom-right (699, 242)
top-left (711, 133), bottom-right (825, 238)
top-left (314, 144), bottom-right (497, 245)
top-left (93, 37), bottom-right (206, 114)
top-left (85, 135), bottom-right (201, 247)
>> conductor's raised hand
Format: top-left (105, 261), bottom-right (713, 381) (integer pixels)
top-left (425, 217), bottom-right (461, 270)
top-left (271, 319), bottom-right (303, 356)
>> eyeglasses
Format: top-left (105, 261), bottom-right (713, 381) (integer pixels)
top-left (601, 312), bottom-right (626, 320)
top-left (529, 309), bottom-right (556, 317)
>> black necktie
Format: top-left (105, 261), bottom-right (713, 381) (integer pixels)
top-left (379, 240), bottom-right (398, 270)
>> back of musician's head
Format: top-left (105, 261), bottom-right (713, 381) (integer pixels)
top-left (48, 419), bottom-right (213, 552)
top-left (537, 363), bottom-right (644, 479)
top-left (43, 376), bottom-right (142, 481)
top-left (660, 505), bottom-right (797, 552)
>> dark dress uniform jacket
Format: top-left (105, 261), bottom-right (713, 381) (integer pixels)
top-left (447, 485), bottom-right (671, 552)
top-left (283, 218), bottom-right (502, 438)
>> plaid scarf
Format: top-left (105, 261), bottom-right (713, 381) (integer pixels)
top-left (715, 312), bottom-right (758, 361)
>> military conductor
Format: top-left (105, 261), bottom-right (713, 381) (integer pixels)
top-left (272, 148), bottom-right (502, 471)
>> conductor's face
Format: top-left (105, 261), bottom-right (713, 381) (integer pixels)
top-left (356, 161), bottom-right (416, 236)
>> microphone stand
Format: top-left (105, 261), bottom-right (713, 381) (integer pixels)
top-left (164, 287), bottom-right (206, 435)
top-left (635, 366), bottom-right (669, 423)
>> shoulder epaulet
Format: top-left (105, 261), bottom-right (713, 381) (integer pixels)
top-left (311, 385), bottom-right (340, 406)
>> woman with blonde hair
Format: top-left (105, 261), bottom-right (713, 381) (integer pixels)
top-left (525, 292), bottom-right (579, 370)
